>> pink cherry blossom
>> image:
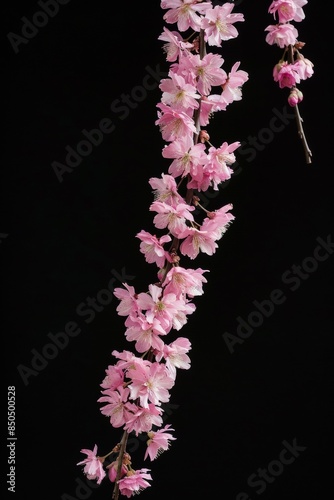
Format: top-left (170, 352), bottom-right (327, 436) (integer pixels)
top-left (136, 230), bottom-right (172, 268)
top-left (118, 468), bottom-right (152, 498)
top-left (162, 134), bottom-right (207, 180)
top-left (163, 266), bottom-right (208, 297)
top-left (161, 0), bottom-right (212, 32)
top-left (124, 313), bottom-right (167, 353)
top-left (182, 52), bottom-right (227, 95)
top-left (124, 403), bottom-right (163, 435)
top-left (269, 0), bottom-right (307, 23)
top-left (179, 226), bottom-right (218, 259)
top-left (100, 363), bottom-right (124, 390)
top-left (156, 337), bottom-right (192, 378)
top-left (268, 0), bottom-right (297, 23)
top-left (145, 424), bottom-right (177, 461)
top-left (273, 61), bottom-right (301, 88)
top-left (172, 298), bottom-right (196, 330)
top-left (200, 141), bottom-right (239, 190)
top-left (113, 283), bottom-right (138, 317)
top-left (222, 61), bottom-right (249, 104)
top-left (149, 173), bottom-right (184, 207)
top-left (127, 361), bottom-right (175, 408)
top-left (201, 204), bottom-right (235, 241)
top-left (149, 200), bottom-right (195, 236)
top-left (77, 445), bottom-right (106, 485)
top-left (293, 56), bottom-right (314, 80)
top-left (111, 350), bottom-right (151, 372)
top-left (158, 26), bottom-right (194, 62)
top-left (160, 71), bottom-right (200, 111)
top-left (155, 102), bottom-right (197, 142)
top-left (265, 23), bottom-right (298, 48)
top-left (201, 3), bottom-right (245, 46)
top-left (98, 386), bottom-right (137, 428)
top-left (136, 283), bottom-right (190, 331)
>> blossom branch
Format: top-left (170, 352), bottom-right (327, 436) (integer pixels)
top-left (265, 0), bottom-right (314, 164)
top-left (287, 44), bottom-right (312, 164)
top-left (77, 2), bottom-right (248, 497)
top-left (112, 431), bottom-right (129, 500)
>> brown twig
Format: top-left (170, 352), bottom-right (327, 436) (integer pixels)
top-left (287, 44), bottom-right (312, 164)
top-left (112, 431), bottom-right (129, 500)
top-left (293, 102), bottom-right (312, 164)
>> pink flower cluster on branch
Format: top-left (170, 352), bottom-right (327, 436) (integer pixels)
top-left (265, 0), bottom-right (314, 163)
top-left (77, 2), bottom-right (248, 498)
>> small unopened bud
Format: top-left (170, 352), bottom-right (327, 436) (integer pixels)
top-left (288, 88), bottom-right (303, 107)
top-left (295, 41), bottom-right (305, 50)
top-left (199, 130), bottom-right (210, 143)
top-left (192, 36), bottom-right (200, 53)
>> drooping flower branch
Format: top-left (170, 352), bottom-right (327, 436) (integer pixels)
top-left (265, 0), bottom-right (314, 164)
top-left (77, 2), bottom-right (248, 498)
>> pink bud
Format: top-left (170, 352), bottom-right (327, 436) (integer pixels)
top-left (288, 88), bottom-right (303, 107)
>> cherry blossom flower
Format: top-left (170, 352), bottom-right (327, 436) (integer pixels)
top-left (222, 61), bottom-right (249, 104)
top-left (155, 102), bottom-right (197, 142)
top-left (162, 134), bottom-right (207, 180)
top-left (201, 204), bottom-right (235, 241)
top-left (124, 314), bottom-right (166, 353)
top-left (265, 23), bottom-right (298, 48)
top-left (199, 141), bottom-right (239, 190)
top-left (149, 200), bottom-right (195, 236)
top-left (161, 0), bottom-right (211, 32)
top-left (136, 230), bottom-right (172, 268)
top-left (163, 266), bottom-right (208, 297)
top-left (293, 56), bottom-right (314, 80)
top-left (158, 26), bottom-right (194, 62)
top-left (127, 361), bottom-right (175, 408)
top-left (124, 404), bottom-right (163, 435)
top-left (77, 445), bottom-right (106, 485)
top-left (98, 386), bottom-right (137, 428)
top-left (149, 173), bottom-right (184, 206)
top-left (268, 0), bottom-right (307, 23)
top-left (156, 337), bottom-right (192, 378)
top-left (181, 52), bottom-right (227, 95)
top-left (201, 3), bottom-right (245, 46)
top-left (273, 61), bottom-right (301, 88)
top-left (113, 283), bottom-right (138, 317)
top-left (136, 284), bottom-right (189, 331)
top-left (118, 468), bottom-right (152, 498)
top-left (144, 425), bottom-right (177, 460)
top-left (100, 363), bottom-right (124, 390)
top-left (160, 71), bottom-right (200, 111)
top-left (268, 0), bottom-right (298, 23)
top-left (179, 226), bottom-right (218, 259)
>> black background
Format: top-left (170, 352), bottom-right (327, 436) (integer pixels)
top-left (2, 1), bottom-right (333, 499)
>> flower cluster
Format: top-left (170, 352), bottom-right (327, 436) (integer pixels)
top-left (77, 2), bottom-right (248, 498)
top-left (265, 0), bottom-right (314, 106)
top-left (265, 0), bottom-right (313, 163)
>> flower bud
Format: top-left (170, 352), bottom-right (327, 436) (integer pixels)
top-left (288, 88), bottom-right (303, 107)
